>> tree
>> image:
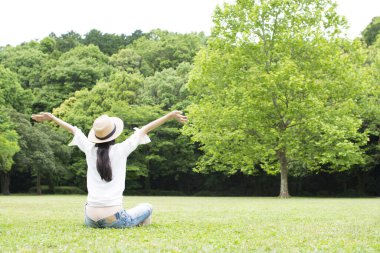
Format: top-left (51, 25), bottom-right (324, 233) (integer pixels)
top-left (0, 109), bottom-right (20, 195)
top-left (127, 30), bottom-right (145, 45)
top-left (0, 65), bottom-right (32, 194)
top-left (139, 62), bottom-right (193, 110)
top-left (355, 36), bottom-right (380, 195)
top-left (9, 112), bottom-right (71, 195)
top-left (50, 31), bottom-right (83, 53)
top-left (109, 48), bottom-right (143, 73)
top-left (83, 29), bottom-right (141, 55)
top-left (41, 45), bottom-right (111, 94)
top-left (368, 36), bottom-right (380, 83)
top-left (32, 85), bottom-right (71, 112)
top-left (0, 44), bottom-right (48, 89)
top-left (362, 16), bottom-right (380, 46)
top-left (30, 124), bottom-right (71, 194)
top-left (39, 36), bottom-right (57, 54)
top-left (0, 65), bottom-right (33, 113)
top-left (129, 29), bottom-right (206, 76)
top-left (183, 0), bottom-right (371, 197)
top-left (54, 71), bottom-right (144, 127)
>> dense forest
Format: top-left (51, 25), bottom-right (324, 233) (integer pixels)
top-left (1, 2), bottom-right (379, 197)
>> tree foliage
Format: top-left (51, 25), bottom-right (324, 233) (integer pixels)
top-left (129, 29), bottom-right (206, 76)
top-left (139, 62), bottom-right (193, 110)
top-left (0, 44), bottom-right (48, 89)
top-left (49, 31), bottom-right (83, 53)
top-left (42, 45), bottom-right (110, 92)
top-left (109, 48), bottom-right (143, 73)
top-left (0, 109), bottom-right (20, 195)
top-left (362, 16), bottom-right (380, 46)
top-left (0, 110), bottom-right (20, 174)
top-left (10, 112), bottom-right (71, 194)
top-left (83, 29), bottom-right (144, 55)
top-left (0, 65), bottom-right (32, 113)
top-left (359, 36), bottom-right (380, 180)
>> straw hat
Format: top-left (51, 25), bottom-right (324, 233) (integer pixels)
top-left (88, 115), bottom-right (124, 143)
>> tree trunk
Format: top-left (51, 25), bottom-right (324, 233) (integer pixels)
top-left (144, 175), bottom-right (151, 193)
top-left (357, 172), bottom-right (365, 196)
top-left (36, 171), bottom-right (42, 195)
top-left (144, 163), bottom-right (151, 194)
top-left (0, 171), bottom-right (11, 195)
top-left (297, 177), bottom-right (303, 195)
top-left (144, 154), bottom-right (151, 194)
top-left (47, 173), bottom-right (55, 194)
top-left (277, 149), bottom-right (291, 198)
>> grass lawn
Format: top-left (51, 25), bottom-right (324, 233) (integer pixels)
top-left (0, 196), bottom-right (379, 252)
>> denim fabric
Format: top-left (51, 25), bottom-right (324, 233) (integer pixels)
top-left (84, 203), bottom-right (153, 229)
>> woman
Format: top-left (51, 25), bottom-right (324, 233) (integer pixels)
top-left (31, 111), bottom-right (188, 228)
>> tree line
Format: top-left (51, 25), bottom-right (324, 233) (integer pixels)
top-left (1, 0), bottom-right (379, 197)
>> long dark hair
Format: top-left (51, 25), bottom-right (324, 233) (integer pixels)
top-left (95, 140), bottom-right (115, 182)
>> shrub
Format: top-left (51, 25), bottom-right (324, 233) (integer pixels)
top-left (124, 190), bottom-right (185, 196)
top-left (28, 185), bottom-right (86, 194)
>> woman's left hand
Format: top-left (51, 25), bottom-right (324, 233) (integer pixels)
top-left (170, 111), bottom-right (188, 123)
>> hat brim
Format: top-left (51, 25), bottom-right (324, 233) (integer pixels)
top-left (88, 117), bottom-right (124, 143)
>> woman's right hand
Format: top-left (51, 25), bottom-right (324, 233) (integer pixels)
top-left (31, 112), bottom-right (54, 122)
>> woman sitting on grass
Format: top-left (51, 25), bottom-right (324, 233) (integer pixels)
top-left (31, 111), bottom-right (188, 228)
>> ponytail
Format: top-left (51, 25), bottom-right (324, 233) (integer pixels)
top-left (95, 140), bottom-right (115, 182)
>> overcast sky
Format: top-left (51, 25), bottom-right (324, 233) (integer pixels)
top-left (0, 0), bottom-right (379, 46)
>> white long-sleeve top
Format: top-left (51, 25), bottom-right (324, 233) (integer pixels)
top-left (69, 127), bottom-right (150, 207)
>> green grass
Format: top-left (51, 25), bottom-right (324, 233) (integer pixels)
top-left (0, 196), bottom-right (379, 252)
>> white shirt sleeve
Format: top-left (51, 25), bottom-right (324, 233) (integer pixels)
top-left (119, 127), bottom-right (151, 157)
top-left (68, 127), bottom-right (94, 153)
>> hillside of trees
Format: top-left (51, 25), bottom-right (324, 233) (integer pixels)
top-left (1, 1), bottom-right (379, 197)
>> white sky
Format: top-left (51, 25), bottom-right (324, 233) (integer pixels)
top-left (0, 0), bottom-right (379, 46)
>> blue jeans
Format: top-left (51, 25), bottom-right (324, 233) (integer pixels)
top-left (84, 203), bottom-right (153, 229)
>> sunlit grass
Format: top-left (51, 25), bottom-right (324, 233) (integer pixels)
top-left (0, 196), bottom-right (379, 252)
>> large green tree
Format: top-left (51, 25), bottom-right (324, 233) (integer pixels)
top-left (356, 36), bottom-right (380, 194)
top-left (183, 0), bottom-right (372, 197)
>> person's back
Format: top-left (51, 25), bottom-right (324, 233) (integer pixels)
top-left (32, 111), bottom-right (187, 228)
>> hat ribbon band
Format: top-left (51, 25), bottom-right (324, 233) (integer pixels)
top-left (95, 124), bottom-right (117, 140)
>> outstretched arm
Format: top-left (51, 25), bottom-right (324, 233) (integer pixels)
top-left (140, 110), bottom-right (188, 135)
top-left (31, 113), bottom-right (76, 134)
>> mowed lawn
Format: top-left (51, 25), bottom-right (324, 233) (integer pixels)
top-left (0, 196), bottom-right (379, 252)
